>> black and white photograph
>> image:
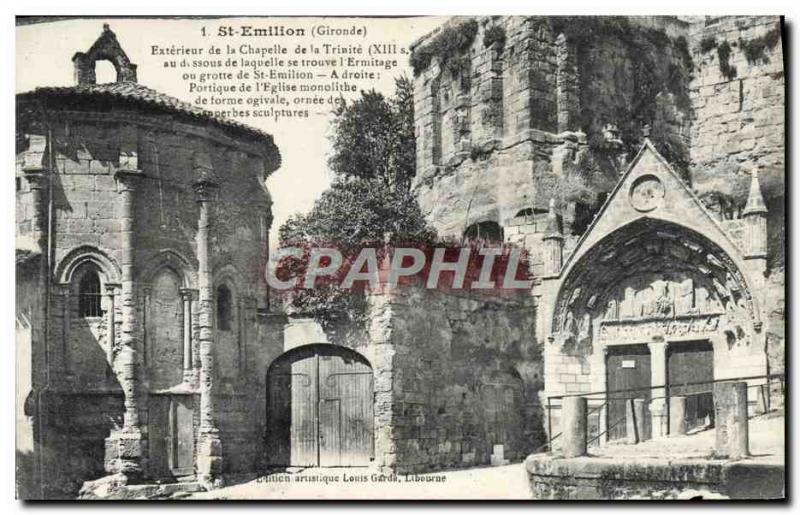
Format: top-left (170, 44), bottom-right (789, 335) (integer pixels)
top-left (10, 10), bottom-right (788, 502)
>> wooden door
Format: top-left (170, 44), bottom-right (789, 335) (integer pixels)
top-left (318, 351), bottom-right (373, 466)
top-left (170, 396), bottom-right (195, 476)
top-left (148, 396), bottom-right (171, 478)
top-left (606, 345), bottom-right (651, 441)
top-left (667, 340), bottom-right (714, 431)
top-left (148, 395), bottom-right (195, 478)
top-left (266, 345), bottom-right (373, 467)
top-left (481, 372), bottom-right (524, 460)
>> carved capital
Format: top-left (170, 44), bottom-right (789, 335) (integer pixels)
top-left (114, 168), bottom-right (144, 192)
top-left (180, 288), bottom-right (199, 301)
top-left (194, 179), bottom-right (219, 203)
top-left (22, 167), bottom-right (48, 191)
top-left (105, 282), bottom-right (121, 295)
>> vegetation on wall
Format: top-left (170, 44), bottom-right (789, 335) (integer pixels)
top-left (717, 41), bottom-right (737, 80)
top-left (410, 19), bottom-right (479, 76)
top-left (740, 27), bottom-right (781, 64)
top-left (698, 37), bottom-right (738, 81)
top-left (692, 161), bottom-right (751, 220)
top-left (546, 16), bottom-right (693, 181)
top-left (483, 24), bottom-right (506, 49)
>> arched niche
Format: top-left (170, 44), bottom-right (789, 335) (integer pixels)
top-left (139, 250), bottom-right (196, 290)
top-left (213, 263), bottom-right (246, 379)
top-left (464, 220), bottom-right (504, 243)
top-left (551, 218), bottom-right (760, 354)
top-left (265, 344), bottom-right (374, 467)
top-left (55, 245), bottom-right (121, 286)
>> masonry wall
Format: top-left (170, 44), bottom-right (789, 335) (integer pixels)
top-left (687, 16), bottom-right (785, 380)
top-left (367, 286), bottom-right (542, 473)
top-left (16, 105), bottom-right (280, 494)
top-left (412, 16), bottom-right (694, 242)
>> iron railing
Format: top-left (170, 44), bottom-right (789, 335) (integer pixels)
top-left (541, 372), bottom-right (784, 453)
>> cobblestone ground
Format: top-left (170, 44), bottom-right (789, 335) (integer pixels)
top-left (188, 462), bottom-right (532, 500)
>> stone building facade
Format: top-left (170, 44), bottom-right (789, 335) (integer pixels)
top-left (16, 26), bottom-right (282, 497)
top-left (16, 24), bottom-right (542, 499)
top-left (409, 16), bottom-right (783, 447)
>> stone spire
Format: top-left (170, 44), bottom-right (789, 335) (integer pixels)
top-left (742, 168), bottom-right (768, 261)
top-left (544, 198), bottom-right (562, 238)
top-left (542, 198), bottom-right (564, 276)
top-left (743, 168), bottom-right (768, 216)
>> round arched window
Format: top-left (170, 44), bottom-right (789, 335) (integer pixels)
top-left (78, 270), bottom-right (102, 317)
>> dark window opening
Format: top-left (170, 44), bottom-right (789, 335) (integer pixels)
top-left (78, 271), bottom-right (102, 317)
top-left (217, 284), bottom-right (233, 331)
top-left (464, 221), bottom-right (504, 243)
top-left (514, 207), bottom-right (546, 218)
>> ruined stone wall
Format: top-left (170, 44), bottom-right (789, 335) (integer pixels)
top-left (367, 286), bottom-right (542, 473)
top-left (688, 16), bottom-right (785, 377)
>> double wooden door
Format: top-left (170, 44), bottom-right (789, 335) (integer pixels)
top-left (267, 345), bottom-right (374, 467)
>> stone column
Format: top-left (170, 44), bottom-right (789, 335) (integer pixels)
top-left (105, 168), bottom-right (144, 477)
top-left (53, 285), bottom-right (71, 379)
top-left (180, 288), bottom-right (195, 378)
top-left (647, 340), bottom-right (668, 438)
top-left (714, 381), bottom-right (749, 459)
top-left (625, 399), bottom-right (639, 444)
top-left (561, 397), bottom-right (587, 458)
top-left (140, 286), bottom-right (151, 369)
top-left (626, 398), bottom-right (648, 444)
top-left (22, 167), bottom-right (47, 250)
top-left (105, 283), bottom-right (120, 377)
top-left (194, 175), bottom-right (223, 485)
top-left (669, 396), bottom-right (687, 436)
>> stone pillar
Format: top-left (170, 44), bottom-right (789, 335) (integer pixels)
top-left (53, 285), bottom-right (71, 379)
top-left (714, 381), bottom-right (749, 459)
top-left (180, 288), bottom-right (195, 378)
top-left (669, 396), bottom-right (687, 436)
top-left (561, 397), bottom-right (587, 458)
top-left (555, 33), bottom-right (580, 133)
top-left (105, 283), bottom-right (120, 376)
top-left (140, 286), bottom-right (151, 369)
top-left (194, 173), bottom-right (223, 485)
top-left (625, 399), bottom-right (639, 444)
top-left (626, 398), bottom-right (648, 444)
top-left (105, 168), bottom-right (144, 477)
top-left (647, 340), bottom-right (668, 438)
top-left (22, 167), bottom-right (48, 249)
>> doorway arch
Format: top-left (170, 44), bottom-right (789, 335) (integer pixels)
top-left (266, 344), bottom-right (374, 467)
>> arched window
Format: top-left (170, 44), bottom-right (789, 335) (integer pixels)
top-left (78, 270), bottom-right (102, 317)
top-left (216, 284), bottom-right (233, 331)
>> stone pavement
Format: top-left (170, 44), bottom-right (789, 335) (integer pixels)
top-left (590, 410), bottom-right (784, 464)
top-left (187, 462), bottom-right (532, 500)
